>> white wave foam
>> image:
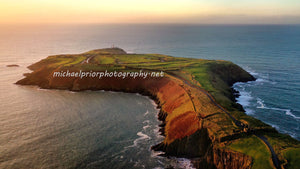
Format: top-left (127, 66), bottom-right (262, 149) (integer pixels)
top-left (256, 98), bottom-right (299, 120)
top-left (242, 66), bottom-right (278, 85)
top-left (153, 125), bottom-right (164, 140)
top-left (233, 82), bottom-right (244, 87)
top-left (132, 132), bottom-right (150, 147)
top-left (244, 108), bottom-right (254, 115)
top-left (175, 158), bottom-right (196, 169)
top-left (236, 91), bottom-right (253, 107)
top-left (255, 78), bottom-right (266, 83)
top-left (286, 110), bottom-right (300, 120)
top-left (151, 150), bottom-right (165, 157)
top-left (124, 131), bottom-right (151, 149)
top-left (280, 128), bottom-right (298, 139)
top-left (143, 120), bottom-right (150, 124)
top-left (150, 99), bottom-right (158, 107)
top-left (153, 167), bottom-right (164, 169)
top-left (243, 66), bottom-right (259, 76)
top-left (250, 72), bottom-right (259, 76)
top-left (270, 123), bottom-right (280, 130)
top-left (137, 132), bottom-right (150, 139)
top-left (144, 110), bottom-right (149, 116)
top-left (152, 157), bottom-right (196, 169)
top-left (143, 124), bottom-right (151, 130)
top-left (256, 98), bottom-right (265, 108)
top-left (234, 82), bottom-right (255, 115)
top-left (255, 78), bottom-right (276, 85)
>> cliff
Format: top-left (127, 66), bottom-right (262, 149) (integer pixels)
top-left (16, 48), bottom-right (300, 169)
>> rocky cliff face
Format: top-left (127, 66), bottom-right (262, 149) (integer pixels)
top-left (16, 48), bottom-right (300, 169)
top-left (152, 127), bottom-right (252, 169)
top-left (212, 148), bottom-right (252, 169)
top-left (17, 70), bottom-right (254, 169)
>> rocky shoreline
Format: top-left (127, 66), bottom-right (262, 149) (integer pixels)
top-left (16, 70), bottom-right (255, 169)
top-left (16, 48), bottom-right (300, 169)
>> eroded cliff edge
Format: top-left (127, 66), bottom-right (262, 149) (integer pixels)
top-left (16, 48), bottom-right (300, 169)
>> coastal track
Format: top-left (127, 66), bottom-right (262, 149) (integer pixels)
top-left (166, 71), bottom-right (281, 169)
top-left (81, 55), bottom-right (95, 64)
top-left (120, 65), bottom-right (280, 169)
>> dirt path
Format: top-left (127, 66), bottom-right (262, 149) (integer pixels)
top-left (167, 71), bottom-right (280, 169)
top-left (255, 134), bottom-right (280, 169)
top-left (121, 66), bottom-right (280, 168)
top-left (81, 55), bottom-right (95, 64)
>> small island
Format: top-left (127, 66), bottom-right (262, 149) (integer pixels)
top-left (6, 64), bottom-right (19, 67)
top-left (17, 48), bottom-right (299, 169)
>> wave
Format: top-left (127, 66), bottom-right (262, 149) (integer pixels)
top-left (244, 108), bottom-right (255, 115)
top-left (233, 83), bottom-right (254, 114)
top-left (255, 78), bottom-right (267, 83)
top-left (137, 132), bottom-right (150, 140)
top-left (149, 99), bottom-right (158, 108)
top-left (286, 110), bottom-right (300, 120)
top-left (236, 90), bottom-right (253, 107)
top-left (151, 156), bottom-right (196, 169)
top-left (242, 66), bottom-right (276, 85)
top-left (243, 66), bottom-right (259, 76)
top-left (256, 98), bottom-right (265, 108)
top-left (153, 125), bottom-right (164, 140)
top-left (256, 98), bottom-right (299, 120)
top-left (234, 67), bottom-right (278, 116)
top-left (143, 120), bottom-right (150, 124)
top-left (131, 132), bottom-right (151, 148)
top-left (151, 150), bottom-right (165, 158)
top-left (270, 123), bottom-right (280, 130)
top-left (143, 124), bottom-right (151, 130)
top-left (124, 131), bottom-right (151, 149)
top-left (171, 158), bottom-right (196, 169)
top-left (133, 132), bottom-right (150, 147)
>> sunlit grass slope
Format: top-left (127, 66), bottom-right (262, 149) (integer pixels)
top-left (17, 48), bottom-right (300, 169)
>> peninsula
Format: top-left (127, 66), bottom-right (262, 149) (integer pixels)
top-left (17, 48), bottom-right (300, 169)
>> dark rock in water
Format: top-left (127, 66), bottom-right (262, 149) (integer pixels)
top-left (6, 64), bottom-right (19, 67)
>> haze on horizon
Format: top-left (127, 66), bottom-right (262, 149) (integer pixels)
top-left (0, 0), bottom-right (300, 24)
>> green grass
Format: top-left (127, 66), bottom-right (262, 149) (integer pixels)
top-left (92, 55), bottom-right (116, 64)
top-left (21, 48), bottom-right (300, 168)
top-left (114, 54), bottom-right (160, 63)
top-left (263, 132), bottom-right (300, 168)
top-left (29, 54), bottom-right (86, 70)
top-left (228, 135), bottom-right (274, 169)
top-left (283, 148), bottom-right (300, 169)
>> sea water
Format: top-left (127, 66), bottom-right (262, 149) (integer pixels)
top-left (0, 24), bottom-right (299, 168)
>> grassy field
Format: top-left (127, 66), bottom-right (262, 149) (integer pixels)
top-left (19, 48), bottom-right (300, 169)
top-left (263, 132), bottom-right (300, 168)
top-left (229, 135), bottom-right (274, 169)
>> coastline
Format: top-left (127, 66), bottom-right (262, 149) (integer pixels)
top-left (16, 48), bottom-right (300, 169)
top-left (17, 74), bottom-right (254, 168)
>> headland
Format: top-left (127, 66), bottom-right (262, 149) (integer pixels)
top-left (17, 48), bottom-right (300, 169)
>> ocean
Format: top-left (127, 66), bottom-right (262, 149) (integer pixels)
top-left (0, 24), bottom-right (299, 168)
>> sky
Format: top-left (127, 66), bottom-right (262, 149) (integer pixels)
top-left (0, 0), bottom-right (300, 24)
